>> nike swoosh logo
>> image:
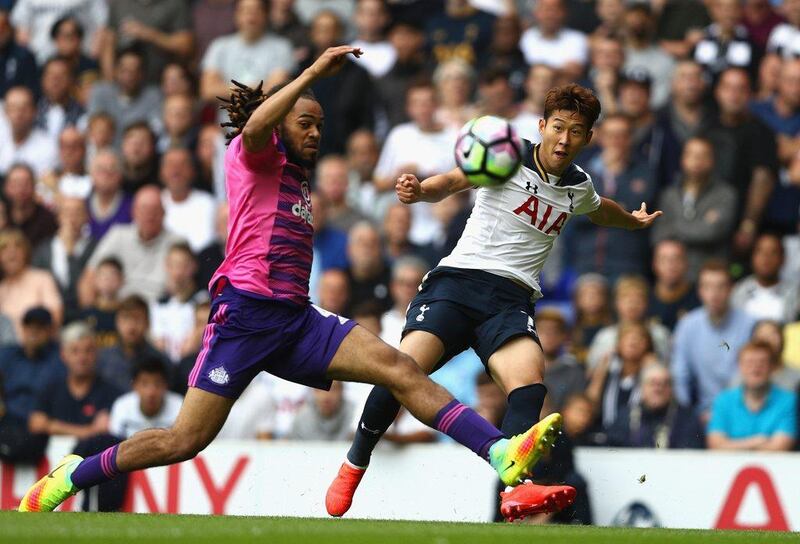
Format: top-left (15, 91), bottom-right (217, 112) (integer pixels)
top-left (504, 460), bottom-right (516, 472)
top-left (462, 146), bottom-right (472, 158)
top-left (360, 422), bottom-right (381, 436)
top-left (47, 462), bottom-right (67, 479)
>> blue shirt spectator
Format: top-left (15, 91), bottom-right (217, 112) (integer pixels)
top-left (672, 262), bottom-right (756, 415)
top-left (708, 341), bottom-right (796, 451)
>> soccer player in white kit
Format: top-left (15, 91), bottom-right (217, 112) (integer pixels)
top-left (327, 84), bottom-right (662, 521)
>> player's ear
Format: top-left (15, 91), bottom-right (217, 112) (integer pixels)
top-left (585, 130), bottom-right (593, 146)
top-left (538, 117), bottom-right (546, 135)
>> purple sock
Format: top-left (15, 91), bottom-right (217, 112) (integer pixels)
top-left (70, 445), bottom-right (121, 489)
top-left (434, 400), bottom-right (504, 460)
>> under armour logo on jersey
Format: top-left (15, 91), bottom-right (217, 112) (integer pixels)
top-left (525, 181), bottom-right (538, 195)
top-left (567, 191), bottom-right (575, 212)
top-left (416, 304), bottom-right (430, 322)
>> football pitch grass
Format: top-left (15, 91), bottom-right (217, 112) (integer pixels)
top-left (0, 512), bottom-right (797, 544)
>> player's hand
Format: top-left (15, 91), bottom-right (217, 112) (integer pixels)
top-left (307, 46), bottom-right (363, 79)
top-left (396, 173), bottom-right (423, 204)
top-left (631, 202), bottom-right (662, 229)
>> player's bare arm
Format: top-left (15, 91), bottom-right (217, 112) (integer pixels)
top-left (240, 46), bottom-right (362, 153)
top-left (395, 167), bottom-right (472, 204)
top-left (587, 197), bottom-right (662, 230)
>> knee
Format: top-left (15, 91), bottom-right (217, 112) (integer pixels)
top-left (164, 429), bottom-right (207, 463)
top-left (385, 352), bottom-right (424, 391)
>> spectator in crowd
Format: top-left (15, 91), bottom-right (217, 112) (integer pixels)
top-left (200, 0), bottom-right (295, 104)
top-left (561, 392), bottom-right (598, 446)
top-left (673, 261), bottom-right (757, 418)
top-left (751, 59), bottom-right (800, 231)
top-left (570, 273), bottom-right (613, 364)
top-left (0, 228), bottom-right (63, 339)
top-left (192, 0), bottom-right (236, 63)
top-left (756, 47), bottom-right (782, 100)
top-left (374, 20), bottom-right (428, 129)
top-left (350, 0), bottom-right (395, 78)
top-left (537, 308), bottom-right (586, 411)
top-left (311, 192), bottom-right (349, 275)
top-left (83, 185), bottom-right (185, 304)
top-left (29, 322), bottom-right (121, 440)
top-left (316, 269), bottom-right (350, 316)
top-left (380, 256), bottom-right (427, 347)
top-left (316, 155), bottom-right (366, 232)
top-left (10, 0), bottom-right (106, 64)
top-left (704, 67), bottom-right (778, 254)
top-left (102, 0), bottom-right (193, 84)
top-left (346, 129), bottom-right (393, 223)
top-left (150, 243), bottom-right (205, 363)
top-left (742, 0), bottom-right (783, 51)
top-left (86, 112), bottom-right (115, 163)
top-left (616, 69), bottom-right (656, 160)
top-left (707, 341), bottom-right (796, 451)
top-left (39, 127), bottom-right (92, 205)
top-left (352, 300), bottom-right (383, 336)
top-left (346, 221), bottom-right (392, 312)
top-left (731, 232), bottom-right (800, 323)
top-left (32, 196), bottom-right (98, 323)
top-left (97, 295), bottom-right (167, 393)
top-left (160, 148), bottom-right (215, 253)
top-left (3, 163), bottom-right (59, 247)
top-left (109, 357), bottom-right (183, 439)
top-left (171, 300), bottom-right (211, 394)
top-left (766, 0), bottom-right (800, 59)
top-left (0, 307), bottom-right (57, 462)
top-left (198, 202), bottom-right (229, 290)
top-left (294, 0), bottom-right (355, 27)
top-left (651, 137), bottom-right (738, 279)
top-left (426, 0), bottom-right (495, 66)
top-left (516, 63), bottom-right (556, 144)
top-left (216, 373), bottom-right (276, 440)
top-left (50, 16), bottom-right (101, 82)
top-left (0, 87), bottom-right (59, 178)
top-left (567, 113), bottom-right (657, 280)
top-left (481, 14), bottom-right (527, 96)
top-left (587, 322), bottom-right (658, 429)
top-left (119, 122), bottom-right (159, 195)
top-left (587, 275), bottom-right (670, 369)
top-left (79, 257), bottom-right (124, 347)
top-left (382, 203), bottom-right (430, 266)
top-left (374, 81), bottom-right (457, 245)
top-left (156, 94), bottom-right (197, 153)
top-left (0, 9), bottom-right (37, 98)
top-left (693, 0), bottom-right (755, 81)
top-left (268, 0), bottom-right (308, 53)
top-left (89, 47), bottom-right (162, 144)
top-left (432, 58), bottom-right (478, 132)
top-left (195, 124), bottom-right (226, 197)
top-left (607, 363), bottom-right (704, 449)
top-left (580, 36), bottom-right (624, 118)
top-left (519, 0), bottom-right (588, 82)
top-left (302, 10), bottom-right (375, 156)
top-left (622, 4), bottom-right (675, 108)
top-left (160, 62), bottom-right (196, 100)
top-left (592, 0), bottom-right (625, 42)
top-left (477, 67), bottom-right (523, 130)
top-left (87, 149), bottom-right (133, 241)
top-left (648, 239), bottom-right (700, 331)
top-left (288, 381), bottom-right (354, 441)
top-left (751, 319), bottom-right (800, 390)
top-left (0, 307), bottom-right (60, 423)
top-left (652, 60), bottom-right (711, 188)
top-left (36, 57), bottom-right (85, 141)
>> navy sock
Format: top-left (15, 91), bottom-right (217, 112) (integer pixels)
top-left (500, 383), bottom-right (547, 437)
top-left (346, 386), bottom-right (401, 468)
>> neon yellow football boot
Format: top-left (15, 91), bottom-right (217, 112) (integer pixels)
top-left (18, 454), bottom-right (82, 512)
top-left (489, 413), bottom-right (562, 486)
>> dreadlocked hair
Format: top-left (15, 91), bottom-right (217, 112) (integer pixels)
top-left (218, 80), bottom-right (318, 145)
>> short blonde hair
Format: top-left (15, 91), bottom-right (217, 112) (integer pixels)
top-left (614, 275), bottom-right (649, 299)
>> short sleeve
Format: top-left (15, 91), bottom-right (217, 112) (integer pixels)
top-left (707, 393), bottom-right (730, 435)
top-left (201, 38), bottom-right (223, 72)
top-left (775, 392), bottom-right (797, 438)
top-left (574, 183), bottom-right (601, 215)
top-left (229, 131), bottom-right (285, 173)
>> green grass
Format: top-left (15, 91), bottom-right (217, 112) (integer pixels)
top-left (0, 512), bottom-right (797, 544)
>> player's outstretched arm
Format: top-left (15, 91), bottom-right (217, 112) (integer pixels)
top-left (587, 197), bottom-right (662, 230)
top-left (396, 167), bottom-right (472, 204)
top-left (241, 46), bottom-right (362, 153)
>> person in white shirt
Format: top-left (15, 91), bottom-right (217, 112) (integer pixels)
top-left (373, 81), bottom-right (458, 245)
top-left (380, 256), bottom-right (428, 348)
top-left (519, 0), bottom-right (589, 82)
top-left (109, 357), bottom-right (183, 438)
top-left (350, 0), bottom-right (396, 78)
top-left (216, 374), bottom-right (275, 440)
top-left (0, 86), bottom-right (58, 178)
top-left (160, 148), bottom-right (216, 253)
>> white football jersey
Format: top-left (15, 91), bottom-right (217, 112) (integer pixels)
top-left (439, 141), bottom-right (601, 299)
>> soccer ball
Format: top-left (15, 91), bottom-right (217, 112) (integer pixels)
top-left (455, 116), bottom-right (523, 187)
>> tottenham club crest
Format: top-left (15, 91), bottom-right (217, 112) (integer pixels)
top-left (416, 304), bottom-right (430, 322)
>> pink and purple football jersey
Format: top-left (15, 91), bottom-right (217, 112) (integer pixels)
top-left (210, 132), bottom-right (314, 305)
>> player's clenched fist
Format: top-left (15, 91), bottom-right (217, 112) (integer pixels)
top-left (396, 173), bottom-right (422, 204)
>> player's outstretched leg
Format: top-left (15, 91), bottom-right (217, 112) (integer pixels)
top-left (18, 388), bottom-right (234, 512)
top-left (326, 330), bottom-right (445, 517)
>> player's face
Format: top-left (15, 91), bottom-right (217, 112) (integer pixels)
top-left (280, 98), bottom-right (323, 168)
top-left (538, 110), bottom-right (592, 175)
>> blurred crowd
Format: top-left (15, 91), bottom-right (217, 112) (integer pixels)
top-left (1, 0), bottom-right (800, 520)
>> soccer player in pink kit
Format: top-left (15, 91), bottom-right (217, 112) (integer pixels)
top-left (19, 46), bottom-right (563, 515)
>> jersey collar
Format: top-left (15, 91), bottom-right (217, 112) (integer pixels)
top-left (532, 144), bottom-right (561, 185)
